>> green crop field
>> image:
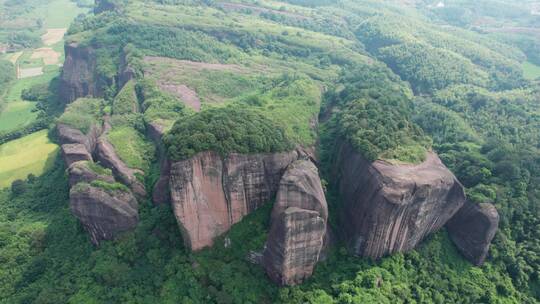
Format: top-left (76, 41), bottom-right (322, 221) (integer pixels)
top-left (0, 130), bottom-right (58, 188)
top-left (523, 61), bottom-right (540, 80)
top-left (0, 68), bottom-right (59, 132)
top-left (28, 0), bottom-right (88, 28)
top-left (0, 101), bottom-right (37, 132)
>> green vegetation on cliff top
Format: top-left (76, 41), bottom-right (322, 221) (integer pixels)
top-left (57, 98), bottom-right (103, 133)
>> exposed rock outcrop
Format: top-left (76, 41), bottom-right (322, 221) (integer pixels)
top-left (60, 43), bottom-right (102, 103)
top-left (95, 137), bottom-right (147, 198)
top-left (67, 161), bottom-right (115, 187)
top-left (61, 144), bottom-right (92, 166)
top-left (336, 142), bottom-right (466, 259)
top-left (447, 201), bottom-right (499, 265)
top-left (70, 184), bottom-right (138, 245)
top-left (57, 123), bottom-right (101, 154)
top-left (263, 160), bottom-right (328, 286)
top-left (169, 150), bottom-right (298, 251)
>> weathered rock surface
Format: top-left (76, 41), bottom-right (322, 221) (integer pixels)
top-left (447, 201), bottom-right (499, 265)
top-left (56, 123), bottom-right (101, 153)
top-left (60, 43), bottom-right (102, 103)
top-left (336, 142), bottom-right (466, 259)
top-left (61, 144), bottom-right (92, 166)
top-left (169, 150), bottom-right (298, 251)
top-left (263, 160), bottom-right (328, 286)
top-left (95, 137), bottom-right (147, 198)
top-left (67, 161), bottom-right (115, 187)
top-left (70, 184), bottom-right (138, 245)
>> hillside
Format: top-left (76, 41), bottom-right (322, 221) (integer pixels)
top-left (0, 0), bottom-right (539, 303)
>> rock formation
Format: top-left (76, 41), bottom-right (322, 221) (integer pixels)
top-left (61, 144), bottom-right (92, 167)
top-left (168, 150), bottom-right (298, 251)
top-left (70, 184), bottom-right (139, 245)
top-left (67, 161), bottom-right (115, 187)
top-left (447, 201), bottom-right (499, 265)
top-left (60, 43), bottom-right (102, 103)
top-left (57, 123), bottom-right (101, 154)
top-left (57, 113), bottom-right (144, 246)
top-left (336, 142), bottom-right (466, 259)
top-left (95, 137), bottom-right (147, 198)
top-left (263, 160), bottom-right (328, 286)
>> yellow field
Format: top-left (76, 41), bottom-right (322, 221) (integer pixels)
top-left (0, 130), bottom-right (59, 188)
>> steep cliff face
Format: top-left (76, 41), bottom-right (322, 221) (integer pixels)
top-left (336, 142), bottom-right (466, 259)
top-left (70, 184), bottom-right (138, 245)
top-left (169, 150), bottom-right (299, 251)
top-left (263, 160), bottom-right (328, 286)
top-left (60, 43), bottom-right (102, 103)
top-left (447, 201), bottom-right (499, 265)
top-left (57, 119), bottom-right (143, 246)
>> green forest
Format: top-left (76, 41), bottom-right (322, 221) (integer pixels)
top-left (0, 0), bottom-right (539, 303)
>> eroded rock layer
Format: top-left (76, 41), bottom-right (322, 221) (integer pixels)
top-left (336, 142), bottom-right (466, 259)
top-left (169, 150), bottom-right (298, 251)
top-left (447, 201), bottom-right (499, 265)
top-left (70, 185), bottom-right (139, 245)
top-left (263, 160), bottom-right (328, 286)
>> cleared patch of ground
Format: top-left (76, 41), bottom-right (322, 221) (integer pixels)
top-left (0, 130), bottom-right (59, 188)
top-left (159, 84), bottom-right (201, 111)
top-left (143, 56), bottom-right (263, 106)
top-left (18, 67), bottom-right (44, 79)
top-left (42, 28), bottom-right (67, 46)
top-left (31, 47), bottom-right (61, 65)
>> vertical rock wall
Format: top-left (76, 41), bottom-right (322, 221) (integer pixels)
top-left (168, 151), bottom-right (298, 251)
top-left (336, 142), bottom-right (466, 259)
top-left (447, 201), bottom-right (499, 265)
top-left (263, 160), bottom-right (328, 285)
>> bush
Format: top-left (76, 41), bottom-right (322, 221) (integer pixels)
top-left (11, 180), bottom-right (26, 196)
